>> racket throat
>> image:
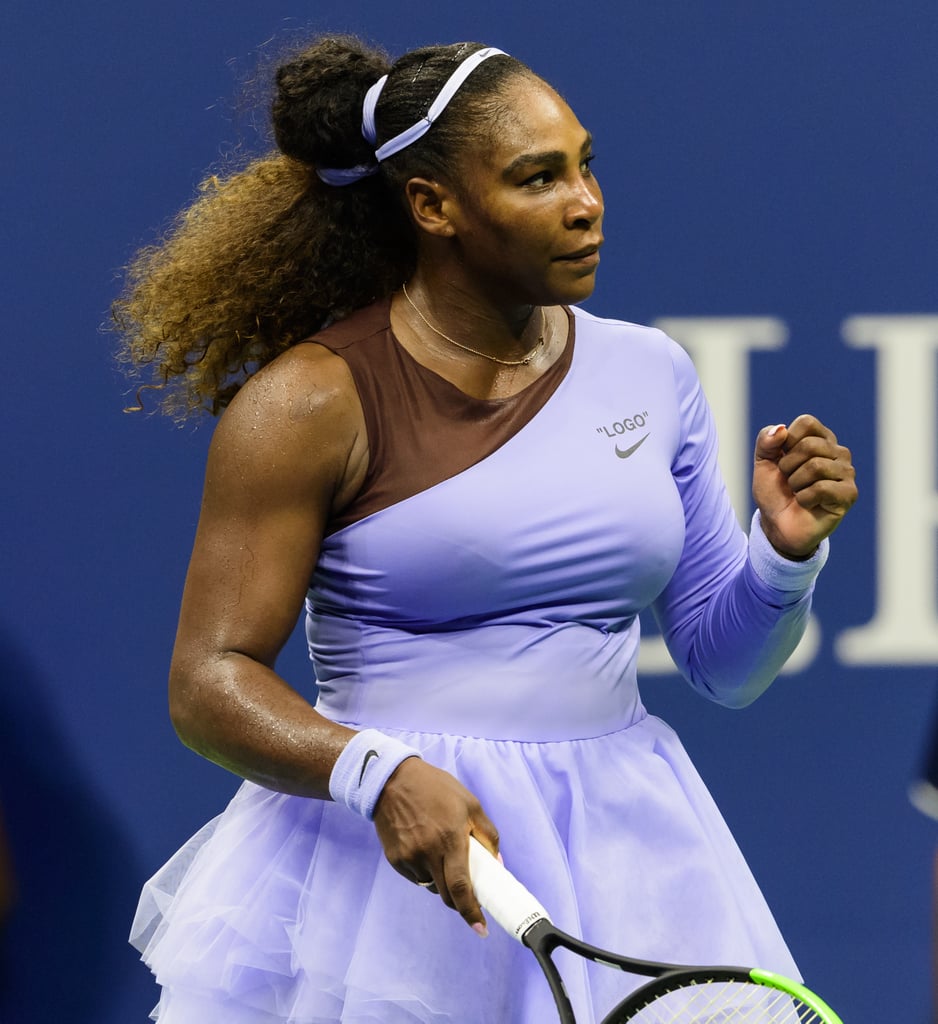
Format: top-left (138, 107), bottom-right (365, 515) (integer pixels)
top-left (524, 920), bottom-right (578, 1024)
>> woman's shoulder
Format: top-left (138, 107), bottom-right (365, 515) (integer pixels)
top-left (204, 339), bottom-right (368, 516)
top-left (569, 306), bottom-right (702, 411)
top-left (228, 298), bottom-right (391, 418)
top-left (570, 304), bottom-right (673, 349)
top-left (570, 305), bottom-right (691, 368)
top-left (231, 340), bottom-right (362, 429)
top-left (207, 338), bottom-right (365, 490)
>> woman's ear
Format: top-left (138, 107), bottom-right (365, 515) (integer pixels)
top-left (403, 177), bottom-right (458, 238)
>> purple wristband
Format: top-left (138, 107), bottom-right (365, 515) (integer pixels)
top-left (328, 729), bottom-right (422, 820)
top-left (749, 509), bottom-right (830, 590)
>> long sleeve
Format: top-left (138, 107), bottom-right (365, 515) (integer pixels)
top-left (651, 340), bottom-right (829, 707)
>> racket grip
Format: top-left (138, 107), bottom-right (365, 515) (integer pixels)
top-left (468, 836), bottom-right (551, 942)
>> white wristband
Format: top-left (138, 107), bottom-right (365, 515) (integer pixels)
top-left (328, 729), bottom-right (422, 820)
top-left (749, 509), bottom-right (830, 591)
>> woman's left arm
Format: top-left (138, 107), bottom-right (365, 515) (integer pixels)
top-left (652, 343), bottom-right (857, 707)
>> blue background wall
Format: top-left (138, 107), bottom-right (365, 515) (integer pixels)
top-left (3, 2), bottom-right (936, 1021)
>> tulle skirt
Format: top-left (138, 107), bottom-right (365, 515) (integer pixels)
top-left (131, 715), bottom-right (798, 1023)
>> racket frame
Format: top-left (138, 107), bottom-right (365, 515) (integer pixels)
top-left (468, 838), bottom-right (844, 1024)
top-left (522, 916), bottom-right (686, 1024)
top-left (603, 964), bottom-right (844, 1023)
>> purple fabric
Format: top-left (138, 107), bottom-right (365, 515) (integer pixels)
top-left (132, 307), bottom-right (822, 1022)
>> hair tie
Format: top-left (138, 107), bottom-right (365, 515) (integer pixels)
top-left (316, 163), bottom-right (380, 187)
top-left (317, 47), bottom-right (507, 186)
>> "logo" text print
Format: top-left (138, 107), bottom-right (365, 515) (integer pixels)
top-left (596, 412), bottom-right (651, 460)
top-left (596, 411), bottom-right (649, 438)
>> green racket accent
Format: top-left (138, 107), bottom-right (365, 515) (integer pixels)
top-left (750, 969), bottom-right (844, 1023)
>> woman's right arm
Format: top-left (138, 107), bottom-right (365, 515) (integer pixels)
top-left (167, 342), bottom-right (497, 928)
top-left (167, 343), bottom-right (364, 795)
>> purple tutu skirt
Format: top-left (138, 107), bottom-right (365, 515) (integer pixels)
top-left (131, 713), bottom-right (798, 1023)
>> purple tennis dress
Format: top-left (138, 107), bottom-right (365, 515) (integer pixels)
top-left (131, 301), bottom-right (827, 1023)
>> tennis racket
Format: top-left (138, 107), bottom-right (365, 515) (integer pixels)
top-left (467, 837), bottom-right (843, 1023)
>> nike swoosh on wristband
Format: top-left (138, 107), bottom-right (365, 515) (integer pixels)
top-left (358, 749), bottom-right (380, 786)
top-left (615, 434), bottom-right (649, 459)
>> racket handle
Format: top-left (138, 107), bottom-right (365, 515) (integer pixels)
top-left (468, 836), bottom-right (551, 942)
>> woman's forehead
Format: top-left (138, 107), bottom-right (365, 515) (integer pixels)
top-left (482, 78), bottom-right (587, 167)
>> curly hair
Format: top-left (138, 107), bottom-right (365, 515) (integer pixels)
top-left (112, 35), bottom-right (532, 418)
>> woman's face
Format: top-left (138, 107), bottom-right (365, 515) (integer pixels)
top-left (443, 75), bottom-right (604, 309)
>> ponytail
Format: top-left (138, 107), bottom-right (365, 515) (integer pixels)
top-left (113, 34), bottom-right (527, 418)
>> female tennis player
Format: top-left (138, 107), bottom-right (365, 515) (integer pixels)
top-left (114, 35), bottom-right (857, 1023)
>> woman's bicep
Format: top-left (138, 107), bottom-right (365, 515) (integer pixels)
top-left (172, 347), bottom-right (365, 675)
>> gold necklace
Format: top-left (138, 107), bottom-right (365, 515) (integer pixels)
top-left (402, 283), bottom-right (545, 367)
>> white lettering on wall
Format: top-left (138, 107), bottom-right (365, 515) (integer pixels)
top-left (835, 316), bottom-right (938, 664)
top-left (635, 313), bottom-right (938, 675)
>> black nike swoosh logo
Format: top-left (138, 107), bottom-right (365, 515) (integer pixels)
top-left (615, 434), bottom-right (649, 459)
top-left (358, 749), bottom-right (380, 786)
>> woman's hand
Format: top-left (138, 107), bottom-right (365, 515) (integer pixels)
top-left (752, 414), bottom-right (858, 559)
top-left (373, 758), bottom-right (499, 935)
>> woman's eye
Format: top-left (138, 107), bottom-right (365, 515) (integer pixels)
top-left (523, 170), bottom-right (552, 187)
top-left (581, 153), bottom-right (596, 175)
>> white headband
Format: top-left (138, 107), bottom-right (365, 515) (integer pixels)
top-left (317, 46), bottom-right (507, 186)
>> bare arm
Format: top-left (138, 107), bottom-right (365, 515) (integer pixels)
top-left (168, 343), bottom-right (363, 795)
top-left (167, 342), bottom-right (497, 929)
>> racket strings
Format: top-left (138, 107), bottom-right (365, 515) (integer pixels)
top-left (617, 978), bottom-right (822, 1024)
